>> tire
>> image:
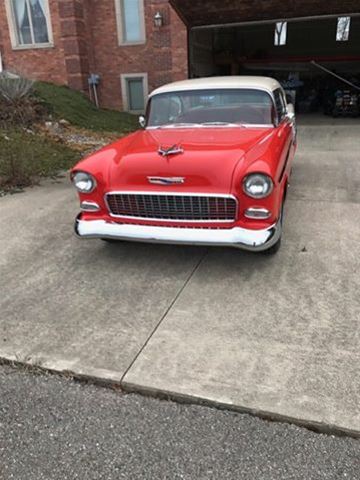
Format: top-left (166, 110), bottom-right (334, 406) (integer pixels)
top-left (262, 202), bottom-right (284, 255)
top-left (101, 238), bottom-right (122, 243)
top-left (263, 236), bottom-right (282, 255)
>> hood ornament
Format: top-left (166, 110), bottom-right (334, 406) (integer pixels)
top-left (158, 144), bottom-right (184, 157)
top-left (148, 177), bottom-right (185, 185)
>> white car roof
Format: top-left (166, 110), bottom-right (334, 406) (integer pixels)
top-left (150, 76), bottom-right (281, 97)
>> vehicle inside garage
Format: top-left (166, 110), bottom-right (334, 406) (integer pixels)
top-left (189, 16), bottom-right (360, 116)
top-left (170, 0), bottom-right (360, 118)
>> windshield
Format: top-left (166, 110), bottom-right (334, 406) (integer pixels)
top-left (147, 89), bottom-right (275, 128)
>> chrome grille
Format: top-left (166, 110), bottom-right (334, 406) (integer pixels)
top-left (106, 193), bottom-right (237, 222)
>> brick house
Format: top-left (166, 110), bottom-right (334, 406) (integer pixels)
top-left (0, 0), bottom-right (188, 111)
top-left (0, 0), bottom-right (359, 112)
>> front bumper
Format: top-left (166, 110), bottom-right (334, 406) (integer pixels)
top-left (75, 215), bottom-right (281, 252)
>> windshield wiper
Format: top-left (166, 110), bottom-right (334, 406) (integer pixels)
top-left (201, 122), bottom-right (246, 127)
top-left (150, 122), bottom-right (247, 129)
top-left (155, 122), bottom-right (202, 129)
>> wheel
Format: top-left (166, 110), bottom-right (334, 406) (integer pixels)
top-left (101, 238), bottom-right (122, 243)
top-left (263, 236), bottom-right (282, 255)
top-left (262, 202), bottom-right (284, 255)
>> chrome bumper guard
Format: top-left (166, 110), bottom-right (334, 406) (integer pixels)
top-left (75, 215), bottom-right (281, 252)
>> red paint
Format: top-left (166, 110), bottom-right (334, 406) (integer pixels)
top-left (73, 122), bottom-right (296, 231)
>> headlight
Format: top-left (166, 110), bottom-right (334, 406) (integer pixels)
top-left (72, 171), bottom-right (96, 193)
top-left (243, 173), bottom-right (273, 199)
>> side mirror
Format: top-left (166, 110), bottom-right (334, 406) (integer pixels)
top-left (286, 103), bottom-right (295, 120)
top-left (139, 115), bottom-right (146, 128)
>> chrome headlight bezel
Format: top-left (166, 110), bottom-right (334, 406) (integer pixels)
top-left (242, 173), bottom-right (273, 199)
top-left (72, 171), bottom-right (97, 193)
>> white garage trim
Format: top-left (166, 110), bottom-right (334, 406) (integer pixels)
top-left (193, 12), bottom-right (360, 30)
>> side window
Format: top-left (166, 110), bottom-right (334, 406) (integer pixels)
top-left (281, 90), bottom-right (288, 110)
top-left (274, 88), bottom-right (286, 122)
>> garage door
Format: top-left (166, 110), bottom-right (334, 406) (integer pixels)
top-left (170, 0), bottom-right (360, 28)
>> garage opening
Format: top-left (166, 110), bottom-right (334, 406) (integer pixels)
top-left (189, 16), bottom-right (360, 117)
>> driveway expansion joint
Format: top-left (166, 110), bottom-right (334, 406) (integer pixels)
top-left (120, 248), bottom-right (209, 384)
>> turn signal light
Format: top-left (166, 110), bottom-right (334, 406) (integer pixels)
top-left (244, 208), bottom-right (271, 219)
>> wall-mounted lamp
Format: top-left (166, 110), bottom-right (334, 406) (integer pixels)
top-left (154, 11), bottom-right (163, 28)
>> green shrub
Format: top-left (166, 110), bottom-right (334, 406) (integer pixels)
top-left (0, 73), bottom-right (46, 129)
top-left (0, 96), bottom-right (46, 129)
top-left (0, 73), bottom-right (34, 102)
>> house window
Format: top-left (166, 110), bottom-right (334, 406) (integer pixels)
top-left (115, 0), bottom-right (145, 45)
top-left (121, 74), bottom-right (148, 112)
top-left (7, 0), bottom-right (52, 48)
top-left (336, 17), bottom-right (351, 42)
top-left (274, 21), bottom-right (287, 46)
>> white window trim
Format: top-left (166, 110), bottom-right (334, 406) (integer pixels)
top-left (5, 0), bottom-right (54, 50)
top-left (114, 0), bottom-right (146, 46)
top-left (120, 73), bottom-right (148, 113)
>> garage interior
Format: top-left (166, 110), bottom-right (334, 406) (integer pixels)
top-left (189, 16), bottom-right (360, 116)
top-left (170, 0), bottom-right (360, 118)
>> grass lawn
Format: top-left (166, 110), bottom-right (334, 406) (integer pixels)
top-left (1, 80), bottom-right (139, 192)
top-left (34, 82), bottom-right (138, 133)
top-left (0, 130), bottom-right (78, 192)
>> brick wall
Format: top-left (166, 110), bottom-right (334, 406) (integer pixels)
top-left (0, 0), bottom-right (67, 84)
top-left (58, 0), bottom-right (92, 91)
top-left (170, 5), bottom-right (188, 82)
top-left (88, 0), bottom-right (188, 109)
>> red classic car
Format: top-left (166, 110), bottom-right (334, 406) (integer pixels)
top-left (72, 76), bottom-right (296, 254)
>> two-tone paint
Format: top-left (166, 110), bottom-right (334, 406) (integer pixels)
top-left (72, 77), bottom-right (296, 252)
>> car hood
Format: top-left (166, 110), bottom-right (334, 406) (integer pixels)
top-left (102, 127), bottom-right (274, 193)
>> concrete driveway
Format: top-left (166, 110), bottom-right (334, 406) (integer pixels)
top-left (0, 121), bottom-right (359, 435)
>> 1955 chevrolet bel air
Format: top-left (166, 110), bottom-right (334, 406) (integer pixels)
top-left (72, 76), bottom-right (296, 254)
